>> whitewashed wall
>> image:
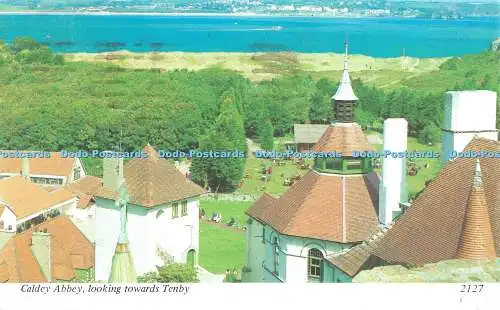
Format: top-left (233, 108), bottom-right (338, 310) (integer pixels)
top-left (154, 198), bottom-right (199, 264)
top-left (243, 219), bottom-right (266, 282)
top-left (95, 197), bottom-right (200, 281)
top-left (246, 223), bottom-right (350, 283)
top-left (0, 207), bottom-right (16, 232)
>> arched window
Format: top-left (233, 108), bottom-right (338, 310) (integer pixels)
top-left (273, 237), bottom-right (279, 275)
top-left (307, 248), bottom-right (323, 281)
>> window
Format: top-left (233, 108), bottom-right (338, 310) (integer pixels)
top-left (0, 221), bottom-right (3, 229)
top-left (346, 160), bottom-right (362, 170)
top-left (326, 158), bottom-right (342, 171)
top-left (308, 248), bottom-right (323, 281)
top-left (262, 227), bottom-right (266, 243)
top-left (181, 200), bottom-right (188, 216)
top-left (172, 203), bottom-right (179, 218)
top-left (273, 237), bottom-right (279, 275)
top-left (74, 168), bottom-right (81, 181)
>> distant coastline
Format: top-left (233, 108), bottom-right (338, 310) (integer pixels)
top-left (0, 10), bottom-right (408, 19)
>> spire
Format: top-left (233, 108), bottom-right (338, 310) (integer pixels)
top-left (332, 36), bottom-right (358, 122)
top-left (456, 159), bottom-right (496, 260)
top-left (109, 181), bottom-right (137, 283)
top-left (344, 34), bottom-right (349, 71)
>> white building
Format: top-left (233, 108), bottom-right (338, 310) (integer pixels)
top-left (93, 145), bottom-right (205, 281)
top-left (0, 151), bottom-right (86, 187)
top-left (243, 41), bottom-right (382, 283)
top-left (441, 90), bottom-right (497, 166)
top-left (0, 175), bottom-right (76, 233)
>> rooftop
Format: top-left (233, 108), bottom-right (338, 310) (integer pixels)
top-left (372, 137), bottom-right (500, 266)
top-left (312, 122), bottom-right (373, 155)
top-left (0, 151), bottom-right (77, 178)
top-left (293, 124), bottom-right (329, 144)
top-left (94, 145), bottom-right (206, 208)
top-left (0, 176), bottom-right (75, 219)
top-left (246, 170), bottom-right (380, 243)
top-left (0, 216), bottom-right (94, 283)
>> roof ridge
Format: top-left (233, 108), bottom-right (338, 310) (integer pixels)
top-left (341, 175), bottom-right (346, 243)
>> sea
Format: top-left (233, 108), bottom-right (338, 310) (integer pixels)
top-left (0, 14), bottom-right (498, 57)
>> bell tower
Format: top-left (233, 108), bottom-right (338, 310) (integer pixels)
top-left (332, 38), bottom-right (358, 123)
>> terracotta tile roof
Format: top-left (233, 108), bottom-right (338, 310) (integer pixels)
top-left (0, 261), bottom-right (9, 283)
top-left (95, 145), bottom-right (206, 208)
top-left (67, 176), bottom-right (102, 195)
top-left (326, 227), bottom-right (386, 277)
top-left (0, 176), bottom-right (75, 219)
top-left (456, 160), bottom-right (497, 260)
top-left (312, 123), bottom-right (373, 155)
top-left (67, 176), bottom-right (102, 209)
top-left (246, 170), bottom-right (380, 243)
top-left (0, 216), bottom-right (94, 282)
top-left (373, 137), bottom-right (500, 266)
top-left (75, 194), bottom-right (93, 210)
top-left (0, 151), bottom-right (76, 178)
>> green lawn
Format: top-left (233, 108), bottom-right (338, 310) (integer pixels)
top-left (199, 222), bottom-right (244, 274)
top-left (200, 200), bottom-right (252, 226)
top-left (236, 155), bottom-right (311, 196)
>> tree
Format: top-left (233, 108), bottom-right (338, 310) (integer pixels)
top-left (418, 123), bottom-right (441, 145)
top-left (137, 263), bottom-right (199, 283)
top-left (258, 119), bottom-right (274, 151)
top-left (10, 37), bottom-right (43, 54)
top-left (191, 90), bottom-right (247, 192)
top-left (309, 77), bottom-right (334, 123)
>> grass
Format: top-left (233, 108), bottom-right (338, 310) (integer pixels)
top-left (65, 51), bottom-right (447, 85)
top-left (199, 222), bottom-right (244, 274)
top-left (199, 200), bottom-right (252, 225)
top-left (235, 155), bottom-right (311, 196)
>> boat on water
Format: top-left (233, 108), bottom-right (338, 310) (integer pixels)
top-left (271, 26), bottom-right (283, 31)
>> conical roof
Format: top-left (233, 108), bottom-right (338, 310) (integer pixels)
top-left (332, 41), bottom-right (358, 102)
top-left (332, 69), bottom-right (358, 102)
top-left (456, 159), bottom-right (497, 260)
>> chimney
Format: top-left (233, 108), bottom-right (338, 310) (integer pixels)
top-left (103, 153), bottom-right (123, 192)
top-left (379, 118), bottom-right (408, 226)
top-left (21, 157), bottom-right (30, 181)
top-left (31, 230), bottom-right (52, 281)
top-left (441, 91), bottom-right (497, 166)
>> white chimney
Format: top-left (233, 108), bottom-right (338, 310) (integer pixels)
top-left (379, 118), bottom-right (408, 226)
top-left (441, 91), bottom-right (498, 166)
top-left (21, 157), bottom-right (30, 181)
top-left (103, 153), bottom-right (123, 192)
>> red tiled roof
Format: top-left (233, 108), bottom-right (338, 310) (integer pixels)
top-left (0, 176), bottom-right (75, 219)
top-left (0, 152), bottom-right (76, 178)
top-left (246, 170), bottom-right (380, 243)
top-left (0, 216), bottom-right (94, 282)
top-left (326, 228), bottom-right (386, 277)
top-left (373, 138), bottom-right (500, 266)
top-left (312, 123), bottom-right (373, 155)
top-left (94, 145), bottom-right (206, 208)
top-left (67, 176), bottom-right (102, 209)
top-left (456, 160), bottom-right (497, 260)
